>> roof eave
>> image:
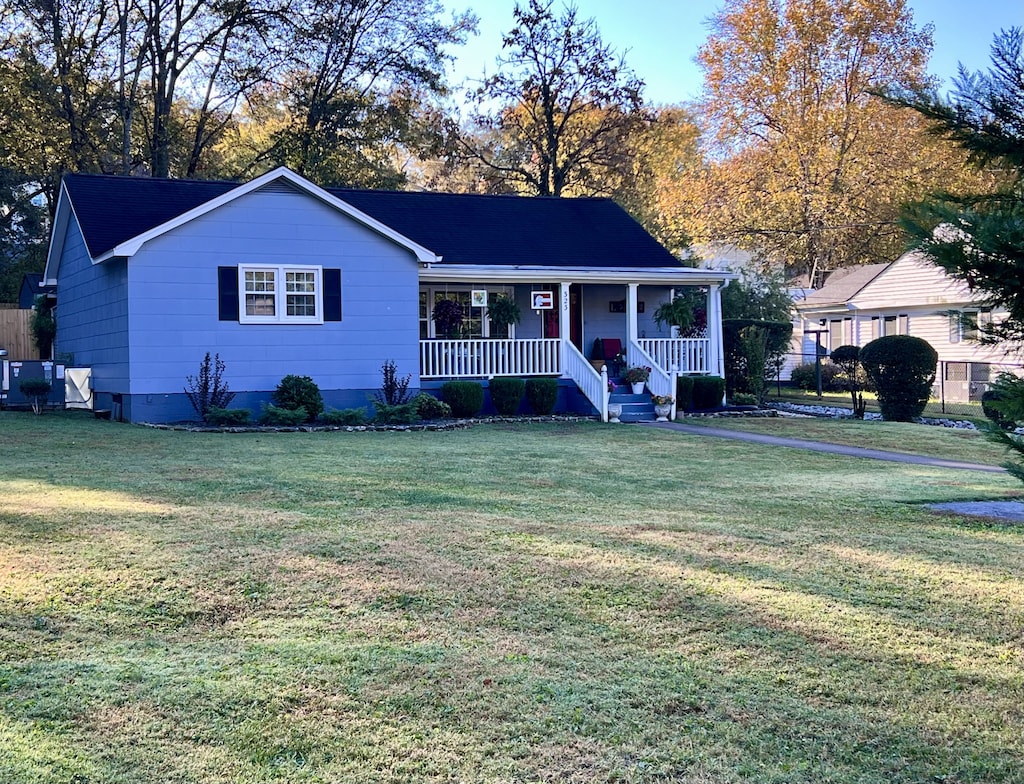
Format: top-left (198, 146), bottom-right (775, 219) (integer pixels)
top-left (418, 264), bottom-right (737, 285)
top-left (94, 167), bottom-right (442, 264)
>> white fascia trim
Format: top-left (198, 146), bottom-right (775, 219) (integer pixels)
top-left (42, 181), bottom-right (75, 283)
top-left (418, 265), bottom-right (737, 285)
top-left (94, 167), bottom-right (442, 264)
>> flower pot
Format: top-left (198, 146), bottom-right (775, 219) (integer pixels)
top-left (607, 403), bottom-right (622, 423)
top-left (631, 382), bottom-right (645, 395)
top-left (654, 403), bottom-right (672, 422)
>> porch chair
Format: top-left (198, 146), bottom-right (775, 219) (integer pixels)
top-left (597, 338), bottom-right (623, 377)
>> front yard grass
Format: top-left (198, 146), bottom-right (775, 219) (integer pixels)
top-left (1, 411), bottom-right (1023, 783)
top-left (683, 415), bottom-right (1007, 467)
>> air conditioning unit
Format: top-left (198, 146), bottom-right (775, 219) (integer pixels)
top-left (1, 360), bottom-right (67, 409)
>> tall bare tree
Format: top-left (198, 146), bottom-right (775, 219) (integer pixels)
top-left (459, 0), bottom-right (645, 197)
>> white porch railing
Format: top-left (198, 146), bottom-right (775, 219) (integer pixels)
top-left (563, 340), bottom-right (609, 421)
top-left (638, 338), bottom-right (710, 374)
top-left (627, 340), bottom-right (678, 420)
top-left (420, 338), bottom-right (561, 379)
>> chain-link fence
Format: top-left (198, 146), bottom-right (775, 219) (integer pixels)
top-left (773, 352), bottom-right (1022, 420)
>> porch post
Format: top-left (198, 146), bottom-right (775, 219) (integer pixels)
top-left (707, 283), bottom-right (726, 401)
top-left (627, 283), bottom-right (639, 344)
top-left (559, 280), bottom-right (571, 376)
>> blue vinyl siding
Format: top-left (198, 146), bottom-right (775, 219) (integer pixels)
top-left (124, 188), bottom-right (420, 407)
top-left (54, 219), bottom-right (130, 394)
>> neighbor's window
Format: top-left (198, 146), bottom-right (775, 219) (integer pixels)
top-left (239, 264), bottom-right (323, 324)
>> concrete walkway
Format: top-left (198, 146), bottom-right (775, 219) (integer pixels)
top-left (643, 421), bottom-right (1007, 473)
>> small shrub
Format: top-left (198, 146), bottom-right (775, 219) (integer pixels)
top-left (830, 345), bottom-right (867, 419)
top-left (205, 406), bottom-right (251, 426)
top-left (441, 381), bottom-right (484, 418)
top-left (789, 361), bottom-right (843, 392)
top-left (372, 401), bottom-right (421, 425)
top-left (489, 377), bottom-right (525, 416)
top-left (860, 335), bottom-right (937, 421)
top-left (413, 393), bottom-right (452, 420)
top-left (731, 392), bottom-right (758, 406)
top-left (692, 376), bottom-right (725, 410)
top-left (375, 360), bottom-right (413, 406)
top-left (258, 403), bottom-right (308, 426)
top-left (185, 352), bottom-right (235, 421)
top-left (271, 375), bottom-right (323, 422)
top-left (676, 375), bottom-right (695, 412)
top-left (19, 378), bottom-right (52, 415)
top-left (321, 407), bottom-right (368, 426)
top-left (981, 374), bottom-right (1024, 431)
top-left (525, 378), bottom-right (559, 415)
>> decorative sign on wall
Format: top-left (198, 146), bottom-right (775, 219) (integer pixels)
top-left (471, 289), bottom-right (487, 308)
top-left (531, 291), bottom-right (554, 310)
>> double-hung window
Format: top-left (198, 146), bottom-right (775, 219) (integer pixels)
top-left (239, 264), bottom-right (323, 324)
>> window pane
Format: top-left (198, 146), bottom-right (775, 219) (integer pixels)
top-left (245, 270), bottom-right (275, 316)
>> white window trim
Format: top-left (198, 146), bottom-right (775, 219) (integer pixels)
top-left (239, 264), bottom-right (324, 325)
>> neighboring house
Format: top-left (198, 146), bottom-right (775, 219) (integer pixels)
top-left (43, 167), bottom-right (734, 423)
top-left (794, 250), bottom-right (1011, 401)
top-left (18, 273), bottom-right (55, 309)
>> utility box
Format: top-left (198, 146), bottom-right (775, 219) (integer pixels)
top-left (64, 367), bottom-right (93, 410)
top-left (1, 360), bottom-right (67, 409)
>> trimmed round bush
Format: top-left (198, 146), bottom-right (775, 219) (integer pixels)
top-left (860, 335), bottom-right (937, 421)
top-left (489, 377), bottom-right (525, 416)
top-left (525, 378), bottom-right (559, 415)
top-left (271, 375), bottom-right (323, 422)
top-left (692, 375), bottom-right (725, 410)
top-left (413, 393), bottom-right (451, 420)
top-left (441, 381), bottom-right (484, 418)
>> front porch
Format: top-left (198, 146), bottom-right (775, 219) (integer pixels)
top-left (417, 271), bottom-right (733, 421)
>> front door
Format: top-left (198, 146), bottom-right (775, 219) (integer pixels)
top-left (541, 284), bottom-right (583, 351)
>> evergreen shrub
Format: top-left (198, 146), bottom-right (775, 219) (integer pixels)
top-left (525, 378), bottom-right (559, 415)
top-left (441, 381), bottom-right (485, 418)
top-left (271, 375), bottom-right (323, 422)
top-left (489, 377), bottom-right (525, 416)
top-left (860, 335), bottom-right (937, 421)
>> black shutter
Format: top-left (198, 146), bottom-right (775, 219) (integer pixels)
top-left (323, 268), bottom-right (342, 321)
top-left (218, 266), bottom-right (239, 321)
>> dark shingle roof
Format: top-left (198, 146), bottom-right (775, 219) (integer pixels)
top-left (62, 173), bottom-right (681, 269)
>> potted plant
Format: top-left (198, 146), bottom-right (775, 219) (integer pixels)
top-left (486, 294), bottom-right (521, 338)
top-left (651, 394), bottom-right (674, 422)
top-left (623, 365), bottom-right (651, 394)
top-left (431, 298), bottom-right (464, 339)
top-left (654, 289), bottom-right (706, 337)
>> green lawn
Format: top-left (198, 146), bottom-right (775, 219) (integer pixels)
top-left (2, 411), bottom-right (1023, 783)
top-left (683, 415), bottom-right (1008, 467)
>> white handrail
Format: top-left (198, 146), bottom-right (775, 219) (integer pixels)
top-left (638, 338), bottom-right (710, 374)
top-left (627, 340), bottom-right (677, 418)
top-left (563, 340), bottom-right (608, 421)
top-left (420, 338), bottom-right (561, 378)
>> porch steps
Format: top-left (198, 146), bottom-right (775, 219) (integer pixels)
top-left (609, 391), bottom-right (656, 423)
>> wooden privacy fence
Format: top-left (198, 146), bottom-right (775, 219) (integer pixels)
top-left (0, 308), bottom-right (37, 359)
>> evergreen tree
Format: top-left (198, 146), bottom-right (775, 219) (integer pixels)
top-left (890, 27), bottom-right (1024, 347)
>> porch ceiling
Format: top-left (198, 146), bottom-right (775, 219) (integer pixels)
top-left (418, 264), bottom-right (736, 286)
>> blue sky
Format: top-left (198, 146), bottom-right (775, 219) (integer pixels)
top-left (443, 0), bottom-right (1023, 105)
